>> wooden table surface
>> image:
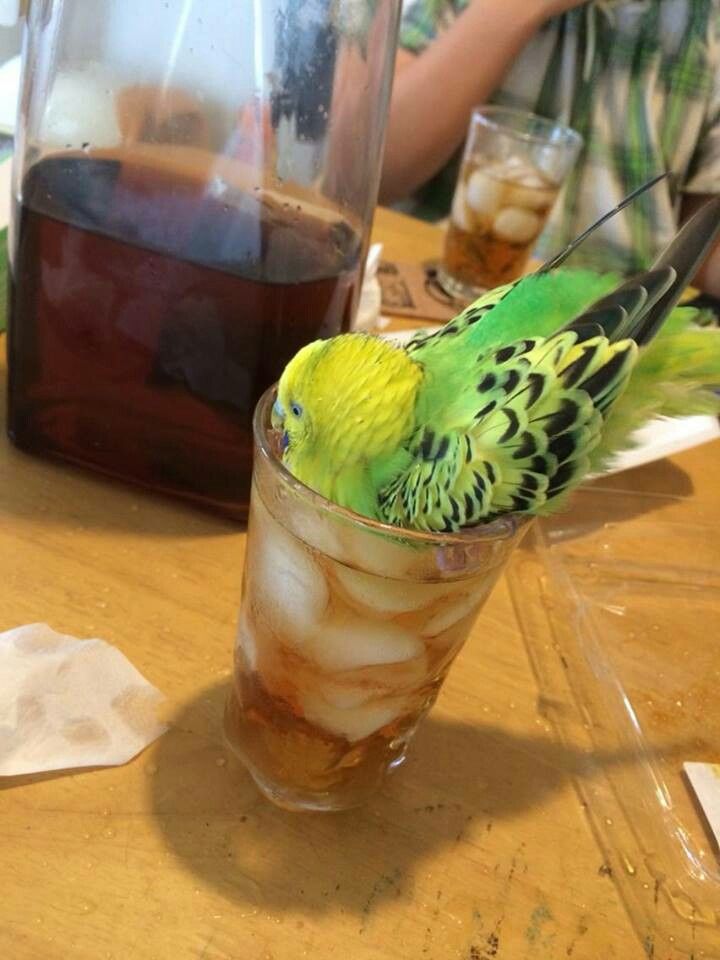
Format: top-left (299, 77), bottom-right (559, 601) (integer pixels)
top-left (1, 206), bottom-right (718, 960)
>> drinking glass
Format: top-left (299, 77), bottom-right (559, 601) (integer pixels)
top-left (437, 106), bottom-right (582, 301)
top-left (223, 388), bottom-right (530, 811)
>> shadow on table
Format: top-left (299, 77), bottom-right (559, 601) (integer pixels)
top-left (149, 680), bottom-right (689, 918)
top-left (589, 456), bottom-right (694, 500)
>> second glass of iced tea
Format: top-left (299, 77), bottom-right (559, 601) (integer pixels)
top-left (438, 106), bottom-right (582, 300)
top-left (224, 389), bottom-right (529, 811)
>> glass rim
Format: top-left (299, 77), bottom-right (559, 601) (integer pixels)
top-left (253, 386), bottom-right (529, 546)
top-left (470, 104), bottom-right (583, 151)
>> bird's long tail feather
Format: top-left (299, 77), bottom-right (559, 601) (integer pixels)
top-left (637, 198), bottom-right (720, 343)
top-left (589, 306), bottom-right (720, 470)
top-left (538, 173), bottom-right (668, 273)
top-left (555, 192), bottom-right (720, 468)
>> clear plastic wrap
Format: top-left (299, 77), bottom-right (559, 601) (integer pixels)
top-left (508, 482), bottom-right (720, 958)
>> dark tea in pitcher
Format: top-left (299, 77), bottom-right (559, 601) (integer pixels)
top-left (7, 149), bottom-right (361, 519)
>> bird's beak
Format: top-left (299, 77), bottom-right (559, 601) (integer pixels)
top-left (271, 398), bottom-right (284, 431)
top-left (271, 399), bottom-right (290, 454)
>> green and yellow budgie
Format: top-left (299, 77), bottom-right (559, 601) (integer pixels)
top-left (273, 185), bottom-right (720, 533)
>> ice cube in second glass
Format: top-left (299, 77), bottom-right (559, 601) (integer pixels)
top-left (451, 182), bottom-right (472, 231)
top-left (465, 169), bottom-right (503, 217)
top-left (491, 206), bottom-right (541, 244)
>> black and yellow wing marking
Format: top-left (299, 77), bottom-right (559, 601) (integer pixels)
top-left (378, 329), bottom-right (637, 531)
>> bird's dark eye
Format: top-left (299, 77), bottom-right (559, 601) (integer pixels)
top-left (291, 402), bottom-right (302, 417)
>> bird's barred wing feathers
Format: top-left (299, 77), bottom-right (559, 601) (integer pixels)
top-left (404, 281), bottom-right (518, 353)
top-left (377, 330), bottom-right (637, 531)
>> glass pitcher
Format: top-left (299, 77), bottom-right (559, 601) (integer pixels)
top-left (6, 0), bottom-right (400, 519)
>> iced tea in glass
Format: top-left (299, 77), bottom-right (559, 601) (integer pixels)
top-left (224, 389), bottom-right (529, 811)
top-left (438, 107), bottom-right (582, 300)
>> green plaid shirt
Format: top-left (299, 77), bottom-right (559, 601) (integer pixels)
top-left (400, 0), bottom-right (720, 271)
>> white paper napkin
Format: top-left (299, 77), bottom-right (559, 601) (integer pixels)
top-left (684, 762), bottom-right (720, 849)
top-left (354, 242), bottom-right (386, 331)
top-left (0, 623), bottom-right (167, 776)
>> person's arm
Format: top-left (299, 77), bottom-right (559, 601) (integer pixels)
top-left (680, 193), bottom-right (720, 298)
top-left (380, 0), bottom-right (589, 204)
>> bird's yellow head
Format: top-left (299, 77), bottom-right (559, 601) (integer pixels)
top-left (272, 339), bottom-right (326, 458)
top-left (272, 333), bottom-right (423, 504)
